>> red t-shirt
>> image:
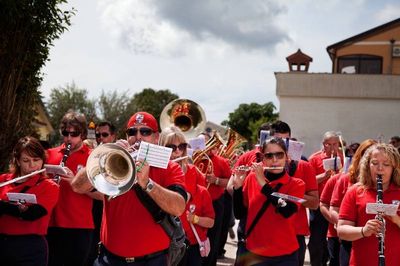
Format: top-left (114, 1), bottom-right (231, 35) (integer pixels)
top-left (308, 150), bottom-right (343, 196)
top-left (243, 172), bottom-right (305, 257)
top-left (330, 173), bottom-right (351, 208)
top-left (320, 173), bottom-right (341, 237)
top-left (0, 173), bottom-right (59, 235)
top-left (207, 155), bottom-right (231, 200)
top-left (291, 160), bottom-right (318, 236)
top-left (46, 143), bottom-right (94, 228)
top-left (234, 148), bottom-right (261, 168)
top-left (101, 161), bottom-right (186, 257)
top-left (180, 184), bottom-right (214, 245)
top-left (339, 184), bottom-right (400, 266)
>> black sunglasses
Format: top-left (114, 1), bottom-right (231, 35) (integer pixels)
top-left (166, 143), bottom-right (188, 152)
top-left (264, 151), bottom-right (285, 160)
top-left (126, 127), bottom-right (153, 137)
top-left (96, 132), bottom-right (110, 138)
top-left (61, 130), bottom-right (81, 137)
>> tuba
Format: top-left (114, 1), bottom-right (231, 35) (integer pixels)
top-left (86, 143), bottom-right (136, 197)
top-left (160, 99), bottom-right (207, 139)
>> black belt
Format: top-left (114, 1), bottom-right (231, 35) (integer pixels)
top-left (101, 245), bottom-right (167, 263)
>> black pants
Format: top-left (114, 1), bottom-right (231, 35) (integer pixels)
top-left (178, 244), bottom-right (203, 266)
top-left (327, 237), bottom-right (340, 266)
top-left (297, 235), bottom-right (306, 266)
top-left (87, 200), bottom-right (103, 265)
top-left (308, 208), bottom-right (329, 266)
top-left (218, 191), bottom-right (234, 257)
top-left (204, 195), bottom-right (225, 266)
top-left (0, 234), bottom-right (48, 266)
top-left (339, 240), bottom-right (351, 266)
top-left (47, 227), bottom-right (93, 266)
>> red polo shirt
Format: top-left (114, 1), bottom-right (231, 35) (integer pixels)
top-left (243, 172), bottom-right (305, 257)
top-left (46, 143), bottom-right (93, 228)
top-left (234, 148), bottom-right (261, 168)
top-left (101, 161), bottom-right (185, 257)
top-left (291, 160), bottom-right (318, 236)
top-left (207, 155), bottom-right (231, 200)
top-left (320, 173), bottom-right (341, 238)
top-left (330, 173), bottom-right (351, 208)
top-left (339, 184), bottom-right (400, 266)
top-left (0, 173), bottom-right (59, 235)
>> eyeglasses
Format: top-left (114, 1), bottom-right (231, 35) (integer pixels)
top-left (166, 143), bottom-right (188, 152)
top-left (61, 130), bottom-right (81, 137)
top-left (95, 132), bottom-right (110, 138)
top-left (126, 127), bottom-right (153, 137)
top-left (264, 151), bottom-right (285, 160)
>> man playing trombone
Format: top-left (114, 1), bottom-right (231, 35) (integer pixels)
top-left (71, 111), bottom-right (187, 266)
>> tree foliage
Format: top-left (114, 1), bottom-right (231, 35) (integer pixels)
top-left (47, 83), bottom-right (96, 144)
top-left (0, 0), bottom-right (73, 171)
top-left (223, 102), bottom-right (278, 147)
top-left (127, 88), bottom-right (179, 123)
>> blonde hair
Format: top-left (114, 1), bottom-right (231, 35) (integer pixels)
top-left (159, 126), bottom-right (189, 159)
top-left (358, 143), bottom-right (400, 188)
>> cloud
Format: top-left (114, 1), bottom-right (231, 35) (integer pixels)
top-left (99, 0), bottom-right (290, 56)
top-left (375, 3), bottom-right (400, 23)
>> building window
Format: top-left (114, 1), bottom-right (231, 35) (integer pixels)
top-left (337, 55), bottom-right (382, 74)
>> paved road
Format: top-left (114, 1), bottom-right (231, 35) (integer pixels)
top-left (217, 222), bottom-right (311, 266)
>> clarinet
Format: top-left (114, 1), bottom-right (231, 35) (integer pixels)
top-left (54, 143), bottom-right (72, 184)
top-left (376, 174), bottom-right (385, 266)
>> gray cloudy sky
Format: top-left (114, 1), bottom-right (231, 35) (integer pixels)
top-left (41, 0), bottom-right (400, 124)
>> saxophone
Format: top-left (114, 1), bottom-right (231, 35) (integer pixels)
top-left (376, 174), bottom-right (386, 266)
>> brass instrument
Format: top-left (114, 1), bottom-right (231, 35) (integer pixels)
top-left (192, 132), bottom-right (224, 176)
top-left (86, 143), bottom-right (136, 197)
top-left (160, 99), bottom-right (206, 139)
top-left (218, 128), bottom-right (247, 166)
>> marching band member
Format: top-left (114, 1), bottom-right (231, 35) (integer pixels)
top-left (338, 143), bottom-right (400, 266)
top-left (46, 111), bottom-right (96, 266)
top-left (233, 137), bottom-right (305, 266)
top-left (159, 126), bottom-right (214, 266)
top-left (71, 111), bottom-right (187, 266)
top-left (308, 131), bottom-right (344, 266)
top-left (0, 136), bottom-right (59, 266)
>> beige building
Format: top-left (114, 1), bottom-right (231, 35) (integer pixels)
top-left (276, 18), bottom-right (400, 157)
top-left (33, 99), bottom-right (54, 141)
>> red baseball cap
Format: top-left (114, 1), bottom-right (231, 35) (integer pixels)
top-left (127, 112), bottom-right (159, 132)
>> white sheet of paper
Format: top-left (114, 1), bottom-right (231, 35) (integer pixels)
top-left (188, 137), bottom-right (206, 152)
top-left (137, 142), bottom-right (172, 169)
top-left (323, 157), bottom-right (342, 171)
top-left (287, 140), bottom-right (305, 161)
top-left (259, 130), bottom-right (270, 146)
top-left (44, 164), bottom-right (68, 176)
top-left (271, 192), bottom-right (306, 204)
top-left (7, 192), bottom-right (37, 204)
top-left (366, 203), bottom-right (399, 216)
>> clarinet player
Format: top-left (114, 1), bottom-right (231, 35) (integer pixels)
top-left (337, 143), bottom-right (400, 266)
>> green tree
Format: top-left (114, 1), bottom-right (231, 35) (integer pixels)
top-left (222, 102), bottom-right (278, 147)
top-left (127, 88), bottom-right (179, 124)
top-left (0, 0), bottom-right (73, 171)
top-left (47, 83), bottom-right (96, 144)
top-left (97, 90), bottom-right (131, 137)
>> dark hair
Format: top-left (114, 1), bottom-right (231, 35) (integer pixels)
top-left (271, 120), bottom-right (291, 136)
top-left (262, 137), bottom-right (288, 154)
top-left (345, 142), bottom-right (360, 157)
top-left (11, 136), bottom-right (45, 176)
top-left (60, 110), bottom-right (88, 139)
top-left (97, 121), bottom-right (116, 134)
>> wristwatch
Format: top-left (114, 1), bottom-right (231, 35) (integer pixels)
top-left (144, 178), bottom-right (155, 193)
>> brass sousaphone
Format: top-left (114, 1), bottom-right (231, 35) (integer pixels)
top-left (160, 99), bottom-right (207, 139)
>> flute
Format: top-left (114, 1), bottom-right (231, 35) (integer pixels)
top-left (376, 174), bottom-right (386, 266)
top-left (235, 166), bottom-right (284, 171)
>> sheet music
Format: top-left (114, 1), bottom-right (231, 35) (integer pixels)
top-left (271, 192), bottom-right (306, 204)
top-left (44, 164), bottom-right (68, 176)
top-left (323, 157), bottom-right (342, 171)
top-left (287, 140), bottom-right (305, 161)
top-left (259, 130), bottom-right (270, 146)
top-left (366, 202), bottom-right (399, 216)
top-left (7, 192), bottom-right (37, 204)
top-left (137, 141), bottom-right (172, 169)
top-left (188, 136), bottom-right (206, 151)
